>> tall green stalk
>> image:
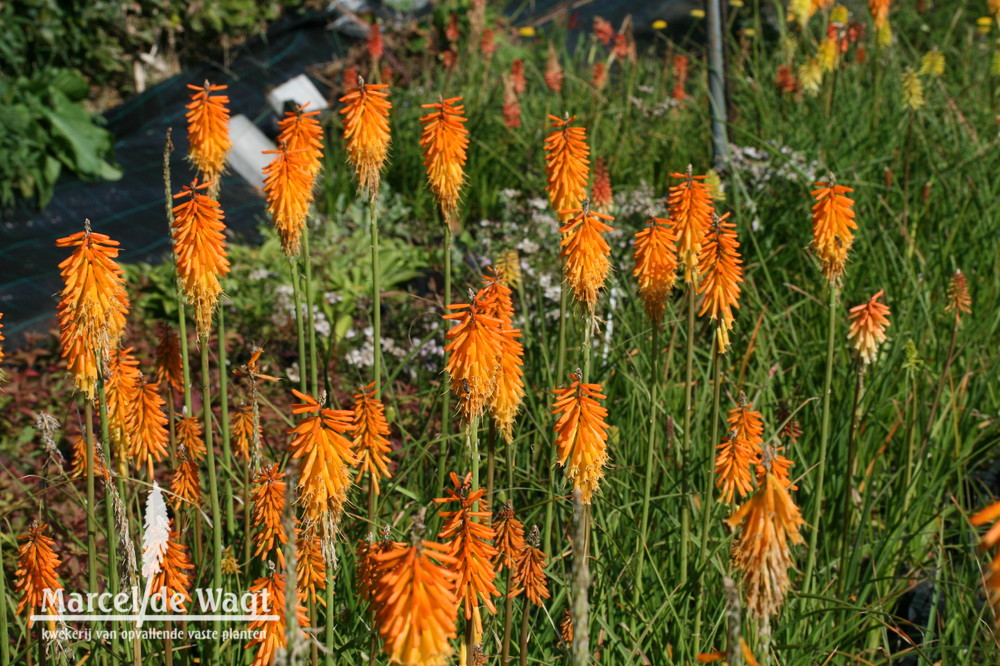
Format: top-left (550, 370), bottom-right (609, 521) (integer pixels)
top-left (838, 366), bottom-right (865, 593)
top-left (0, 544), bottom-right (9, 666)
top-left (437, 225), bottom-right (453, 495)
top-left (632, 326), bottom-right (659, 607)
top-left (804, 283), bottom-right (839, 590)
top-left (217, 304), bottom-right (235, 531)
top-left (84, 401), bottom-right (98, 596)
top-left (200, 344), bottom-right (224, 594)
top-left (680, 282), bottom-right (697, 586)
top-left (544, 287), bottom-right (570, 557)
top-left (162, 130), bottom-right (192, 417)
top-left (370, 195), bottom-right (383, 396)
top-left (289, 257), bottom-right (308, 395)
top-left (695, 342), bottom-right (722, 635)
top-left (302, 225), bottom-right (320, 396)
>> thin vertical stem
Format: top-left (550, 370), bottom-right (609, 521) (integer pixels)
top-left (217, 304), bottom-right (235, 531)
top-left (370, 196), bottom-right (383, 395)
top-left (438, 225), bottom-right (453, 496)
top-left (486, 420), bottom-right (497, 511)
top-left (695, 342), bottom-right (722, 636)
top-left (804, 283), bottom-right (839, 590)
top-left (326, 571), bottom-right (337, 666)
top-left (632, 327), bottom-right (659, 607)
top-left (502, 566), bottom-right (515, 664)
top-left (680, 282), bottom-right (697, 586)
top-left (289, 257), bottom-right (308, 395)
top-left (518, 603), bottom-right (532, 666)
top-left (162, 130), bottom-right (192, 418)
top-left (838, 366), bottom-right (865, 593)
top-left (302, 225), bottom-right (320, 396)
top-left (470, 414), bottom-right (481, 495)
top-left (201, 344), bottom-right (224, 595)
top-left (84, 401), bottom-right (98, 595)
top-left (544, 287), bottom-right (570, 557)
top-left (243, 456), bottom-right (252, 573)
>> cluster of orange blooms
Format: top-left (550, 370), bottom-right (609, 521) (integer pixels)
top-left (443, 269), bottom-right (525, 432)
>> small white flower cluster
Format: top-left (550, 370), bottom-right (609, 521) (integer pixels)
top-left (729, 142), bottom-right (821, 193)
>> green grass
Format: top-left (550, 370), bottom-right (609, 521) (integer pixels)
top-left (3, 2), bottom-right (1000, 664)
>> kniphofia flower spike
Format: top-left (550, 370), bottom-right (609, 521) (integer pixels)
top-left (419, 96), bottom-right (469, 228)
top-left (339, 77), bottom-right (392, 198)
top-left (56, 226), bottom-right (130, 399)
top-left (171, 179), bottom-right (230, 340)
top-left (185, 82), bottom-right (232, 185)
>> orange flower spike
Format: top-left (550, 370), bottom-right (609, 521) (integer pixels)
top-left (15, 522), bottom-right (63, 628)
top-left (176, 416), bottom-right (207, 461)
top-left (697, 212), bottom-right (744, 352)
top-left (352, 382), bottom-right (393, 494)
top-left (667, 167), bottom-right (715, 285)
top-left (170, 456), bottom-right (202, 510)
top-left (246, 570), bottom-right (310, 666)
top-left (509, 526), bottom-right (549, 606)
top-left (726, 467), bottom-right (805, 618)
top-left (105, 347), bottom-right (141, 459)
top-left (185, 82), bottom-right (231, 183)
top-left (372, 539), bottom-right (460, 666)
top-left (435, 473), bottom-right (501, 630)
top-left (251, 463), bottom-right (288, 569)
top-left (559, 206), bottom-right (615, 310)
top-left (810, 179), bottom-right (857, 284)
top-left (869, 0), bottom-right (891, 30)
top-left (339, 78), bottom-right (392, 197)
top-left (727, 398), bottom-right (765, 453)
top-left (154, 323), bottom-right (184, 394)
top-left (544, 114), bottom-right (590, 219)
top-left (127, 377), bottom-right (169, 473)
top-left (0, 312), bottom-right (6, 368)
top-left (356, 534), bottom-right (404, 608)
top-left (55, 228), bottom-right (130, 398)
top-left (262, 143), bottom-right (315, 257)
top-left (492, 500), bottom-right (526, 572)
top-left (477, 270), bottom-right (526, 442)
top-left (171, 179), bottom-right (230, 339)
top-left (287, 390), bottom-right (356, 522)
top-left (552, 374), bottom-right (611, 504)
top-left (714, 434), bottom-right (755, 504)
top-left (847, 289), bottom-right (891, 366)
top-left (69, 435), bottom-right (110, 480)
top-left (296, 526), bottom-right (327, 606)
top-left (945, 269), bottom-right (972, 323)
top-left (443, 299), bottom-right (504, 422)
top-left (591, 158), bottom-right (613, 214)
top-left (632, 216), bottom-right (679, 326)
top-left (277, 103), bottom-right (324, 178)
top-left (231, 405), bottom-right (260, 461)
top-left (150, 531), bottom-right (195, 612)
top-left (419, 96), bottom-right (470, 225)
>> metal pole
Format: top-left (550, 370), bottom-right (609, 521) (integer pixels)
top-left (707, 0), bottom-right (729, 169)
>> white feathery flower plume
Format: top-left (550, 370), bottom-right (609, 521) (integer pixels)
top-left (138, 481), bottom-right (171, 626)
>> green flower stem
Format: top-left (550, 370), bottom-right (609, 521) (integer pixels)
top-left (804, 283), bottom-right (839, 591)
top-left (217, 303), bottom-right (235, 532)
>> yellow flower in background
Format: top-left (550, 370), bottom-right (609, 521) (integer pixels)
top-left (519, 26), bottom-right (536, 37)
top-left (652, 19), bottom-right (668, 30)
top-left (782, 36), bottom-right (799, 62)
top-left (920, 50), bottom-right (945, 77)
top-left (799, 57), bottom-right (824, 96)
top-left (818, 37), bottom-right (839, 72)
top-left (690, 9), bottom-right (706, 19)
top-left (978, 17), bottom-right (993, 34)
top-left (877, 21), bottom-right (893, 46)
top-left (831, 5), bottom-right (849, 24)
top-left (706, 170), bottom-right (726, 203)
top-left (730, 0), bottom-right (745, 8)
top-left (788, 0), bottom-right (812, 25)
top-left (743, 28), bottom-right (757, 38)
top-left (901, 70), bottom-right (925, 111)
